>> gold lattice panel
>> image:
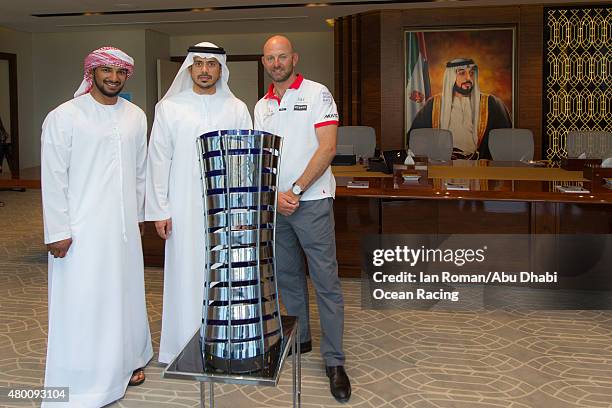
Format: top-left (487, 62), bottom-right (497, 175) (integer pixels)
top-left (544, 6), bottom-right (612, 162)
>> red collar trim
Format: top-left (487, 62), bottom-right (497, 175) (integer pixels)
top-left (289, 73), bottom-right (304, 89)
top-left (264, 74), bottom-right (304, 103)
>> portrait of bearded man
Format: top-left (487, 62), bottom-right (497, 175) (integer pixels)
top-left (409, 58), bottom-right (512, 159)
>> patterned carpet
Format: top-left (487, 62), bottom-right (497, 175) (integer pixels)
top-left (1, 189), bottom-right (612, 407)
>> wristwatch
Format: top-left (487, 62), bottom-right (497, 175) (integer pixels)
top-left (291, 182), bottom-right (304, 196)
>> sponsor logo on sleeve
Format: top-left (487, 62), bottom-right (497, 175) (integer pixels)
top-left (324, 113), bottom-right (339, 119)
top-left (322, 91), bottom-right (333, 105)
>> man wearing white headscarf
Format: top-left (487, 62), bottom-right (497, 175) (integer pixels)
top-left (409, 58), bottom-right (512, 159)
top-left (146, 42), bottom-right (252, 364)
top-left (41, 46), bottom-right (152, 407)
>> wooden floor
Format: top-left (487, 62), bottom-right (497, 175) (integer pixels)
top-left (0, 165), bottom-right (41, 189)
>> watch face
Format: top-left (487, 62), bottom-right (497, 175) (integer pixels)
top-left (292, 184), bottom-right (302, 195)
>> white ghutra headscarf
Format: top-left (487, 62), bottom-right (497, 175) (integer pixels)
top-left (439, 58), bottom-right (481, 144)
top-left (158, 41), bottom-right (234, 105)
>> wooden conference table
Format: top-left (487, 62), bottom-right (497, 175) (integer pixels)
top-left (142, 160), bottom-right (612, 277)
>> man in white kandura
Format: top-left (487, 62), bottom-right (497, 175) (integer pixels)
top-left (41, 46), bottom-right (152, 407)
top-left (146, 42), bottom-right (252, 364)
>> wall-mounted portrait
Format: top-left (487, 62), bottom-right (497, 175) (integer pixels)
top-left (405, 27), bottom-right (515, 159)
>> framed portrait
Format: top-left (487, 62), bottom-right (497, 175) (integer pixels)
top-left (405, 27), bottom-right (515, 159)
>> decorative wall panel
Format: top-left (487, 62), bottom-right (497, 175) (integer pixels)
top-left (543, 6), bottom-right (611, 162)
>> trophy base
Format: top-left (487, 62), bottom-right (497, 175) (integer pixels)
top-left (203, 340), bottom-right (282, 374)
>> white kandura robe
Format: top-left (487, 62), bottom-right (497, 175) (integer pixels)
top-left (41, 93), bottom-right (153, 408)
top-left (449, 96), bottom-right (476, 154)
top-left (146, 89), bottom-right (252, 363)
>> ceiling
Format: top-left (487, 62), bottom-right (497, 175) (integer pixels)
top-left (0, 0), bottom-right (603, 34)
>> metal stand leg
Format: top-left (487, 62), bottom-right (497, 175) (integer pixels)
top-left (200, 382), bottom-right (206, 408)
top-left (292, 333), bottom-right (296, 408)
top-left (209, 382), bottom-right (215, 408)
top-left (297, 323), bottom-right (301, 407)
top-left (291, 320), bottom-right (301, 408)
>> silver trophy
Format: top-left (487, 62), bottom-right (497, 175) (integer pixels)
top-left (197, 129), bottom-right (284, 373)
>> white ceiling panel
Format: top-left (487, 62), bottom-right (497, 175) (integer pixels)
top-left (0, 0), bottom-right (604, 34)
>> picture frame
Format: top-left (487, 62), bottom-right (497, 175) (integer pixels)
top-left (404, 27), bottom-right (516, 159)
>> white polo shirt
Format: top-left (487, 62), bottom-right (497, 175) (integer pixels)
top-left (254, 74), bottom-right (339, 201)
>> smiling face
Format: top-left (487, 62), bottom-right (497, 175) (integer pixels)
top-left (92, 65), bottom-right (127, 98)
top-left (189, 56), bottom-right (221, 94)
top-left (262, 36), bottom-right (298, 84)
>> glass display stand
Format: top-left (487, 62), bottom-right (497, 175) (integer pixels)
top-left (163, 316), bottom-right (301, 408)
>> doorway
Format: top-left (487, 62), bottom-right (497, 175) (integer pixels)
top-left (0, 52), bottom-right (18, 180)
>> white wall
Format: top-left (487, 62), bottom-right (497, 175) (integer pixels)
top-left (0, 26), bottom-right (34, 169)
top-left (170, 32), bottom-right (335, 92)
top-left (145, 30), bottom-right (170, 130)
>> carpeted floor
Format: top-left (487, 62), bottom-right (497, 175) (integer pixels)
top-left (1, 189), bottom-right (612, 407)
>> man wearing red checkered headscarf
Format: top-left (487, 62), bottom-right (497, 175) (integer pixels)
top-left (74, 46), bottom-right (134, 97)
top-left (41, 46), bottom-right (152, 407)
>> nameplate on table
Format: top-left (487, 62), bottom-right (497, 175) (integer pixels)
top-left (445, 180), bottom-right (470, 191)
top-left (347, 181), bottom-right (369, 189)
top-left (555, 185), bottom-right (590, 193)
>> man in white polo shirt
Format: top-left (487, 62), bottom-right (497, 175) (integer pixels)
top-left (254, 35), bottom-right (351, 403)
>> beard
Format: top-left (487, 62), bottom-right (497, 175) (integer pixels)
top-left (453, 82), bottom-right (473, 96)
top-left (194, 78), bottom-right (218, 90)
top-left (266, 66), bottom-right (293, 83)
top-left (93, 76), bottom-right (124, 97)
top-left (190, 69), bottom-right (220, 91)
top-left (195, 83), bottom-right (214, 90)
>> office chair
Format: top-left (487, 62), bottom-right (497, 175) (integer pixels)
top-left (566, 131), bottom-right (612, 159)
top-left (408, 128), bottom-right (453, 161)
top-left (488, 128), bottom-right (535, 161)
top-left (337, 126), bottom-right (376, 159)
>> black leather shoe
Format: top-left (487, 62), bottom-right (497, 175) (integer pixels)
top-left (326, 365), bottom-right (351, 403)
top-left (288, 340), bottom-right (312, 356)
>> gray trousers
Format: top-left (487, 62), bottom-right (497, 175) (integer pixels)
top-left (275, 197), bottom-right (345, 366)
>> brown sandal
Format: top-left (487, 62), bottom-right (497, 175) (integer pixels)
top-left (128, 368), bottom-right (145, 386)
